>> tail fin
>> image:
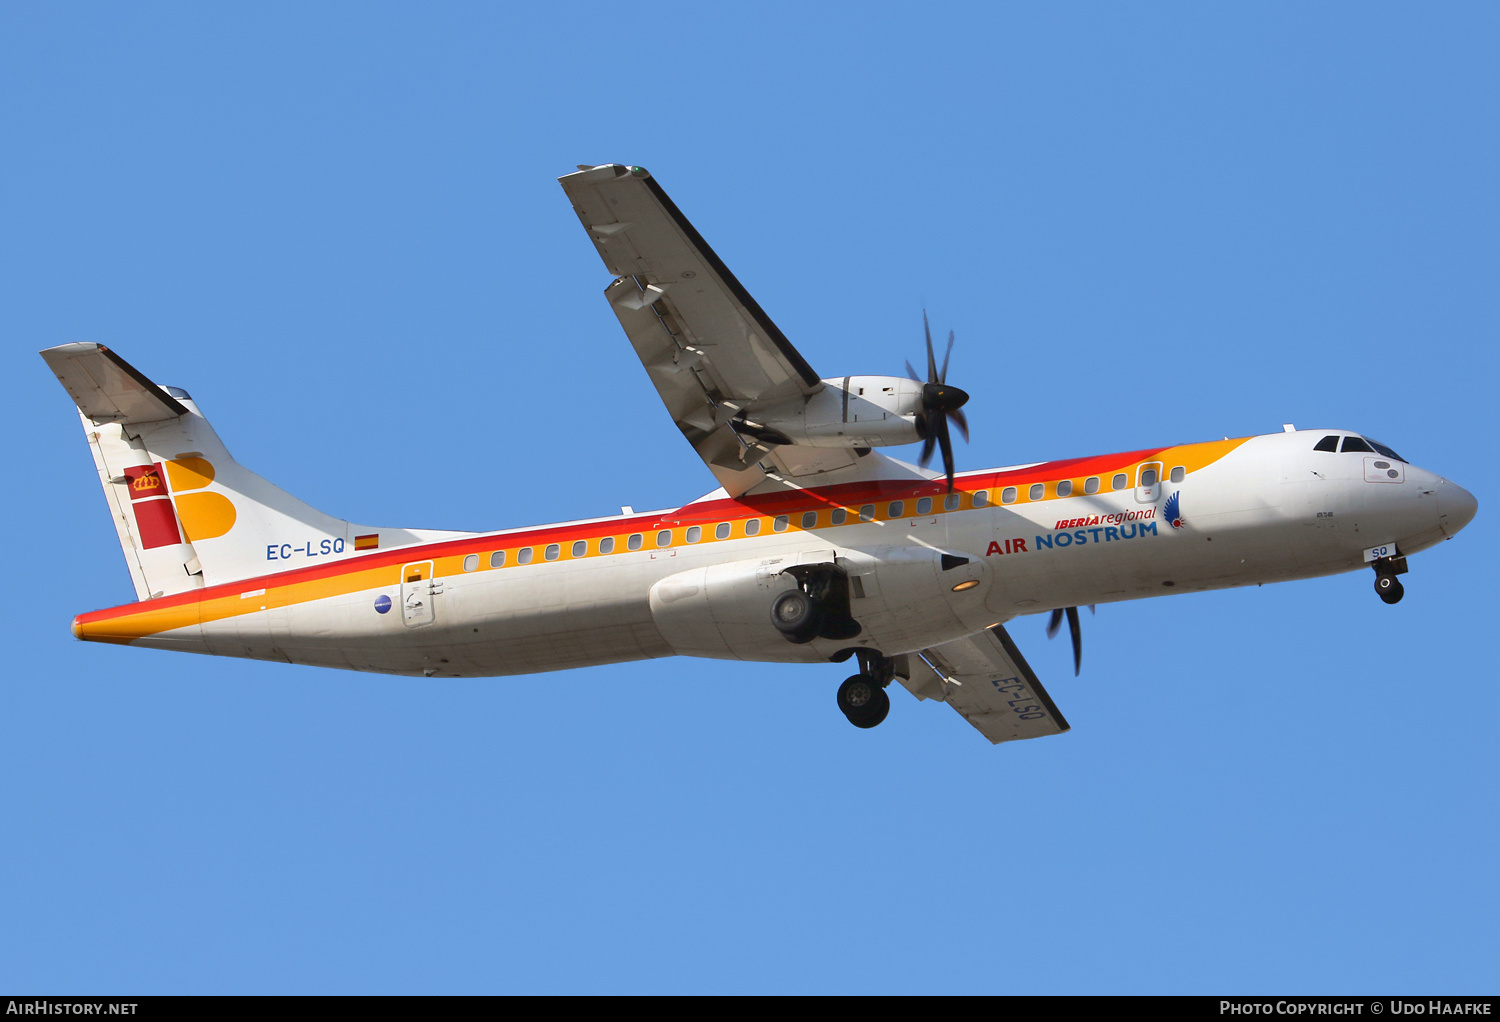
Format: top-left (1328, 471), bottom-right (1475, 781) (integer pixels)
top-left (42, 343), bottom-right (470, 600)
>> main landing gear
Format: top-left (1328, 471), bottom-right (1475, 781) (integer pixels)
top-left (1372, 554), bottom-right (1409, 605)
top-left (769, 565), bottom-right (861, 645)
top-left (767, 568), bottom-right (890, 730)
top-left (834, 649), bottom-right (894, 730)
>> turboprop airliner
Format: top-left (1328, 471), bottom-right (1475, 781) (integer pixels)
top-left (42, 164), bottom-right (1478, 744)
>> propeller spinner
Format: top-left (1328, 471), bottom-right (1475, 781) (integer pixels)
top-left (905, 312), bottom-right (970, 492)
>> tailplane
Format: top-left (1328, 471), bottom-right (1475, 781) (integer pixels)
top-left (42, 343), bottom-right (470, 601)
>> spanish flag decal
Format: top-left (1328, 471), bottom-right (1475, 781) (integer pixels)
top-left (354, 534), bottom-right (379, 551)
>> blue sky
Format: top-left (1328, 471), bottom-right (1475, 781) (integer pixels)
top-left (3, 2), bottom-right (1496, 994)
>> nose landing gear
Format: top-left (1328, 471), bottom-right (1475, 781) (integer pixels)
top-left (1371, 554), bottom-right (1408, 605)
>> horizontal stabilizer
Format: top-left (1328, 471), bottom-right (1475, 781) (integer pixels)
top-left (40, 343), bottom-right (190, 425)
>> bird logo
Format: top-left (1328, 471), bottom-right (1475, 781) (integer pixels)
top-left (1164, 490), bottom-right (1185, 530)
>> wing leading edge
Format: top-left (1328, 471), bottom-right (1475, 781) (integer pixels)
top-left (898, 625), bottom-right (1071, 745)
top-left (559, 164), bottom-right (904, 497)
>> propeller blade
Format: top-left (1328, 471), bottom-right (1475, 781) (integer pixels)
top-left (909, 313), bottom-right (969, 487)
top-left (937, 413), bottom-right (956, 492)
top-left (918, 430), bottom-right (936, 468)
top-left (1046, 608), bottom-right (1064, 639)
top-left (923, 311), bottom-right (938, 383)
top-left (949, 407), bottom-right (969, 443)
top-left (1066, 605), bottom-right (1082, 676)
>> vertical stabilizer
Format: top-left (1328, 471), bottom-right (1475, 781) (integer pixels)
top-left (42, 343), bottom-right (471, 601)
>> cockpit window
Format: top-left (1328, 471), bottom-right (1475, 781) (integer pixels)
top-left (1365, 438), bottom-right (1406, 463)
top-left (1341, 437), bottom-right (1374, 454)
top-left (1313, 435), bottom-right (1340, 453)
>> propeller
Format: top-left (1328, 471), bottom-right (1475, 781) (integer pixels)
top-left (1045, 605), bottom-right (1096, 676)
top-left (905, 312), bottom-right (970, 492)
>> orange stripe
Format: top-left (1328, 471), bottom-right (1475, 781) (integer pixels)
top-left (73, 437), bottom-right (1252, 642)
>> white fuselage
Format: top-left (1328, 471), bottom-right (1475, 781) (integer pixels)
top-left (79, 429), bottom-right (1476, 679)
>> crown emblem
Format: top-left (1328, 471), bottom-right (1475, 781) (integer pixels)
top-left (132, 472), bottom-right (162, 492)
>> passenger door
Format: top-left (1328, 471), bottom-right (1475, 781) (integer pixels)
top-left (400, 560), bottom-right (441, 628)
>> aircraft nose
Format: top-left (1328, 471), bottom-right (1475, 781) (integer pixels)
top-left (1438, 480), bottom-right (1478, 537)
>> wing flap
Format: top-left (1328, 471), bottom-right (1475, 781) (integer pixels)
top-left (898, 625), bottom-right (1070, 745)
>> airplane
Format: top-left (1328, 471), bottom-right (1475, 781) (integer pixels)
top-left (41, 163), bottom-right (1479, 744)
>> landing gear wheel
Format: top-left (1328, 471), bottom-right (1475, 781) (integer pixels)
top-left (771, 589), bottom-right (822, 643)
top-left (1375, 574), bottom-right (1404, 605)
top-left (837, 675), bottom-right (890, 729)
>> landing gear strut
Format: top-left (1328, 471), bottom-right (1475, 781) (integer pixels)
top-left (834, 648), bottom-right (894, 730)
top-left (1372, 554), bottom-right (1408, 606)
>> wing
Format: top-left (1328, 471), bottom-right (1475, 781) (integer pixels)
top-left (896, 625), bottom-right (1071, 745)
top-left (559, 164), bottom-right (869, 497)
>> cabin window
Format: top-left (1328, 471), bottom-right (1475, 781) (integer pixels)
top-left (1140, 468), bottom-right (1158, 487)
top-left (686, 526), bottom-right (701, 543)
top-left (831, 508), bottom-right (847, 525)
top-left (1341, 437), bottom-right (1374, 454)
top-left (1056, 480), bottom-right (1073, 498)
top-left (973, 490), bottom-right (989, 508)
top-left (517, 547), bottom-right (534, 564)
top-left (462, 554), bottom-right (478, 572)
top-left (1084, 476), bottom-right (1100, 495)
top-left (1112, 473), bottom-right (1129, 491)
top-left (715, 522), bottom-right (730, 540)
top-left (944, 493), bottom-right (959, 512)
top-left (1001, 487), bottom-right (1017, 505)
top-left (627, 533), bottom-right (643, 551)
top-left (916, 496), bottom-right (933, 515)
top-left (1314, 435), bottom-right (1340, 453)
top-left (1169, 467), bottom-right (1185, 483)
top-left (656, 530), bottom-right (672, 547)
top-left (859, 504), bottom-right (876, 521)
top-left (801, 511), bottom-right (817, 529)
top-left (489, 550), bottom-right (506, 568)
top-left (572, 540), bottom-right (587, 557)
top-left (1029, 483), bottom-right (1044, 500)
top-left (745, 519), bottom-right (761, 536)
top-left (545, 544), bottom-right (560, 561)
top-left (888, 500), bottom-right (904, 518)
top-left (773, 516), bottom-right (789, 532)
top-left (599, 537), bottom-right (615, 554)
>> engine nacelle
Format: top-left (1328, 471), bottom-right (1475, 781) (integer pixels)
top-left (744, 376), bottom-right (923, 449)
top-left (649, 558), bottom-right (805, 661)
top-left (648, 545), bottom-right (994, 662)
